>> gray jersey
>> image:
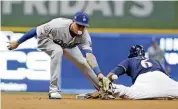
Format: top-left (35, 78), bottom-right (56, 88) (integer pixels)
top-left (147, 46), bottom-right (165, 65)
top-left (36, 18), bottom-right (92, 51)
top-left (36, 18), bottom-right (100, 93)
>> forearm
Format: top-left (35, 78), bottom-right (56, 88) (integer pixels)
top-left (85, 52), bottom-right (101, 74)
top-left (108, 66), bottom-right (125, 78)
top-left (86, 53), bottom-right (101, 72)
top-left (106, 66), bottom-right (125, 81)
top-left (18, 27), bottom-right (37, 44)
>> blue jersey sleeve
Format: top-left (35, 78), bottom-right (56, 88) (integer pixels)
top-left (18, 27), bottom-right (37, 44)
top-left (118, 59), bottom-right (129, 72)
top-left (110, 59), bottom-right (129, 77)
top-left (111, 66), bottom-right (125, 76)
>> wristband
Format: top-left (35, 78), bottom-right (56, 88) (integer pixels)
top-left (93, 66), bottom-right (101, 74)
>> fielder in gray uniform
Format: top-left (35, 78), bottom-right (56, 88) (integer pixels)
top-left (7, 12), bottom-right (105, 99)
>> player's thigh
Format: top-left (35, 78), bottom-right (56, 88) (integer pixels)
top-left (63, 47), bottom-right (87, 66)
top-left (165, 78), bottom-right (178, 96)
top-left (38, 38), bottom-right (63, 56)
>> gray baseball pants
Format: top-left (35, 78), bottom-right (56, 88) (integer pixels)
top-left (37, 38), bottom-right (100, 93)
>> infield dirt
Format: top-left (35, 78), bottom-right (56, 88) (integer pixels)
top-left (1, 92), bottom-right (178, 109)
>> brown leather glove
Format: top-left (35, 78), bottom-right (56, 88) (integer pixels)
top-left (86, 90), bottom-right (115, 100)
top-left (86, 91), bottom-right (101, 99)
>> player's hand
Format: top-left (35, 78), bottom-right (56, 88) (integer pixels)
top-left (97, 73), bottom-right (104, 80)
top-left (7, 40), bottom-right (19, 50)
top-left (107, 72), bottom-right (118, 82)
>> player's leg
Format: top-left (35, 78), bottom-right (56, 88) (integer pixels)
top-left (38, 38), bottom-right (63, 99)
top-left (111, 71), bottom-right (178, 99)
top-left (126, 71), bottom-right (178, 99)
top-left (145, 71), bottom-right (178, 99)
top-left (63, 46), bottom-right (100, 90)
top-left (111, 83), bottom-right (131, 99)
top-left (160, 72), bottom-right (178, 98)
top-left (123, 72), bottom-right (166, 99)
top-left (109, 73), bottom-right (155, 99)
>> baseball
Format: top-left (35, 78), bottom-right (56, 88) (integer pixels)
top-left (111, 74), bottom-right (118, 80)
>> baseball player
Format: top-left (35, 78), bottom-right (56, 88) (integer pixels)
top-left (104, 45), bottom-right (178, 99)
top-left (7, 12), bottom-right (105, 99)
top-left (147, 40), bottom-right (171, 76)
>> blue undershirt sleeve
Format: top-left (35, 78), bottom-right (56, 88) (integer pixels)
top-left (18, 27), bottom-right (37, 44)
top-left (83, 49), bottom-right (92, 54)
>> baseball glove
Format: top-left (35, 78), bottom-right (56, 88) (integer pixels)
top-left (86, 90), bottom-right (115, 100)
top-left (99, 77), bottom-right (114, 94)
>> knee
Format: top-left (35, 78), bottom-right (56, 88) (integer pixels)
top-left (52, 49), bottom-right (63, 57)
top-left (78, 58), bottom-right (88, 67)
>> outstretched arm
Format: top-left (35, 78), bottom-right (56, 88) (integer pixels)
top-left (107, 66), bottom-right (125, 81)
top-left (83, 49), bottom-right (104, 79)
top-left (7, 27), bottom-right (37, 50)
top-left (80, 29), bottom-right (104, 79)
top-left (107, 59), bottom-right (129, 81)
top-left (18, 27), bottom-right (37, 44)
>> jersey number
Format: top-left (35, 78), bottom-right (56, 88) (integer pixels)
top-left (141, 59), bottom-right (153, 68)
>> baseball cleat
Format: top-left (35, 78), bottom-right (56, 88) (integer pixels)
top-left (49, 92), bottom-right (62, 99)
